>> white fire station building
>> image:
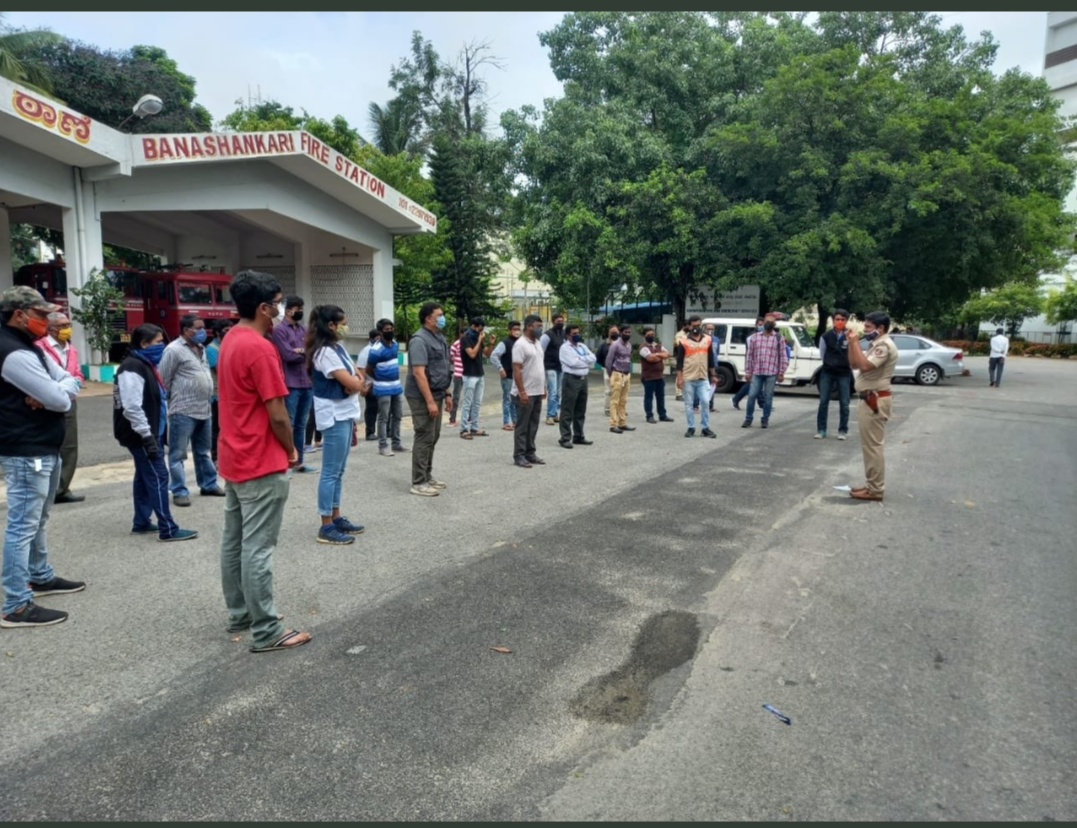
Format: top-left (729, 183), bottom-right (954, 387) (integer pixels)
top-left (0, 75), bottom-right (437, 359)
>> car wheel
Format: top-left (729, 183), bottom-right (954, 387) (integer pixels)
top-left (915, 364), bottom-right (941, 385)
top-left (715, 365), bottom-right (736, 394)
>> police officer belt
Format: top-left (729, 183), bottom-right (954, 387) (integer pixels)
top-left (857, 390), bottom-right (892, 400)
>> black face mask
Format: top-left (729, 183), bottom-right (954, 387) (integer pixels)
top-left (291, 310), bottom-right (304, 323)
top-left (609, 332), bottom-right (619, 340)
top-left (553, 322), bottom-right (564, 330)
top-left (763, 322), bottom-right (776, 332)
top-left (621, 333), bottom-right (631, 342)
top-left (691, 327), bottom-right (701, 336)
top-left (382, 330), bottom-right (395, 342)
top-left (645, 335), bottom-right (655, 343)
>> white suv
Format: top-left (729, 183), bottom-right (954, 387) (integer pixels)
top-left (701, 317), bottom-right (823, 394)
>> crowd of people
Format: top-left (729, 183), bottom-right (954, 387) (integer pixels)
top-left (0, 274), bottom-right (901, 651)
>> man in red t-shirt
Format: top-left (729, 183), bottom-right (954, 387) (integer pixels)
top-left (217, 270), bottom-right (311, 653)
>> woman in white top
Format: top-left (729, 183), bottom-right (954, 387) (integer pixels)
top-left (306, 305), bottom-right (367, 545)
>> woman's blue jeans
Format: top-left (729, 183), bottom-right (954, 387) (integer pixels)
top-left (317, 419), bottom-right (353, 517)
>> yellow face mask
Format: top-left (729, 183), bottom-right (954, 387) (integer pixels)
top-left (56, 327), bottom-right (73, 342)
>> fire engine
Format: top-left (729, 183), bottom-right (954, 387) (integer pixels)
top-left (15, 259), bottom-right (239, 361)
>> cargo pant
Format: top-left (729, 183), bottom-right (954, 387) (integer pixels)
top-left (858, 395), bottom-right (892, 495)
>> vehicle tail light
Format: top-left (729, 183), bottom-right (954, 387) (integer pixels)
top-left (953, 352), bottom-right (963, 360)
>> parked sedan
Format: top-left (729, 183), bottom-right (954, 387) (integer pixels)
top-left (857, 334), bottom-right (965, 385)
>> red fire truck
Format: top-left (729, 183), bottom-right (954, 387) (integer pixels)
top-left (14, 259), bottom-right (238, 361)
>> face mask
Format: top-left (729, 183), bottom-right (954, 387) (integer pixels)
top-left (757, 325), bottom-right (764, 332)
top-left (609, 332), bottom-right (619, 340)
top-left (553, 321), bottom-right (564, 330)
top-left (763, 322), bottom-right (776, 332)
top-left (292, 310), bottom-right (304, 323)
top-left (571, 333), bottom-right (582, 343)
top-left (533, 325), bottom-right (544, 338)
top-left (25, 315), bottom-right (49, 339)
top-left (833, 319), bottom-right (846, 331)
top-left (621, 333), bottom-right (631, 342)
top-left (335, 323), bottom-right (349, 338)
top-left (191, 329), bottom-right (207, 344)
top-left (645, 335), bottom-right (655, 343)
top-left (864, 330), bottom-right (879, 342)
top-left (136, 343), bottom-right (165, 365)
top-left (382, 330), bottom-right (395, 342)
top-left (56, 326), bottom-right (73, 343)
top-left (691, 327), bottom-right (701, 336)
top-left (435, 315), bottom-right (447, 329)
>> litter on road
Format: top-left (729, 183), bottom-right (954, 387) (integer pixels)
top-left (763, 703), bottom-right (792, 725)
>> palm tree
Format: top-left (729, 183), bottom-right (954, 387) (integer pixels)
top-left (367, 96), bottom-right (428, 159)
top-left (0, 13), bottom-right (65, 96)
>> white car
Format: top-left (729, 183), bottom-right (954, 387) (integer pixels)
top-left (861, 333), bottom-right (966, 385)
top-left (701, 317), bottom-right (823, 393)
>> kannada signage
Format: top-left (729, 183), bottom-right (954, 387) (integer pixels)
top-left (12, 89), bottom-right (91, 144)
top-left (136, 130), bottom-right (437, 233)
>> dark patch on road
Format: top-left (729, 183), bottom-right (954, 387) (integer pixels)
top-left (570, 610), bottom-right (700, 724)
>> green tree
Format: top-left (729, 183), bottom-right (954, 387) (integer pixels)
top-left (959, 281), bottom-right (1044, 336)
top-left (0, 13), bottom-right (65, 95)
top-left (1045, 275), bottom-right (1077, 326)
top-left (70, 267), bottom-right (125, 360)
top-left (367, 96), bottom-right (427, 158)
top-left (219, 99), bottom-right (364, 157)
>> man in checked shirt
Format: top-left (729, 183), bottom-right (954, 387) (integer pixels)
top-left (740, 315), bottom-right (788, 430)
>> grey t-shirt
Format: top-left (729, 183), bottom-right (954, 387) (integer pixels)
top-left (405, 326), bottom-right (451, 399)
top-left (510, 336), bottom-right (546, 397)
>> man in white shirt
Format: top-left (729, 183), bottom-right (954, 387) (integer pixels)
top-left (557, 323), bottom-right (596, 449)
top-left (511, 314), bottom-right (547, 468)
top-left (989, 327), bottom-right (1009, 388)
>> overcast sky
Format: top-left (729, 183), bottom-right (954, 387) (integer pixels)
top-left (7, 12), bottom-right (1050, 136)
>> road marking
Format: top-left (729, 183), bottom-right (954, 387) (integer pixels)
top-left (346, 645), bottom-right (367, 655)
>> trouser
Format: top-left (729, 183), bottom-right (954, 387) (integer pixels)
top-left (642, 377), bottom-right (667, 419)
top-left (56, 399), bottom-right (78, 497)
top-left (603, 372), bottom-right (611, 416)
top-left (220, 471), bottom-right (290, 649)
top-left (407, 396), bottom-right (444, 486)
top-left (989, 357), bottom-right (1005, 387)
top-left (732, 382), bottom-right (751, 406)
top-left (211, 399), bottom-right (220, 462)
top-left (858, 395), bottom-right (893, 495)
top-left (559, 374), bottom-right (588, 442)
top-left (545, 369), bottom-right (563, 418)
top-left (684, 378), bottom-right (710, 430)
top-left (1, 454), bottom-right (60, 615)
top-left (168, 413), bottom-right (218, 496)
top-left (514, 394), bottom-right (544, 459)
top-left (317, 419), bottom-right (353, 516)
top-left (744, 375), bottom-right (777, 423)
top-left (377, 394), bottom-right (404, 449)
top-left (363, 394), bottom-right (378, 438)
top-left (129, 444), bottom-right (181, 540)
top-left (500, 376), bottom-right (518, 425)
top-left (284, 386), bottom-right (313, 465)
top-left (816, 370), bottom-right (852, 434)
top-left (609, 371), bottom-right (630, 427)
top-left (449, 377), bottom-right (463, 420)
top-left (305, 410), bottom-right (322, 446)
top-left (460, 375), bottom-right (485, 432)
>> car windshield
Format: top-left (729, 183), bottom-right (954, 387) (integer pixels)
top-left (784, 325), bottom-right (814, 348)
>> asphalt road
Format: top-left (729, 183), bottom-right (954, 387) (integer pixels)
top-left (1, 356), bottom-right (1074, 820)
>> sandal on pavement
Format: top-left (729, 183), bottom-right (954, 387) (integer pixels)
top-left (460, 431), bottom-right (473, 440)
top-left (471, 430), bottom-right (489, 436)
top-left (250, 629), bottom-right (312, 653)
top-left (502, 424), bottom-right (514, 431)
top-left (227, 613), bottom-right (284, 633)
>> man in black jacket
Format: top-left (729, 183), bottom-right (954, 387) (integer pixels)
top-left (0, 287), bottom-right (85, 629)
top-left (815, 309), bottom-right (853, 440)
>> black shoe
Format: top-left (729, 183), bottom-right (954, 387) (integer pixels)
top-left (29, 576), bottom-right (86, 596)
top-left (659, 416), bottom-right (675, 422)
top-left (741, 421), bottom-right (751, 428)
top-left (173, 494), bottom-right (191, 507)
top-left (0, 602), bottom-right (68, 628)
top-left (514, 457), bottom-right (533, 468)
top-left (200, 487), bottom-right (226, 497)
top-left (610, 427), bottom-right (623, 434)
top-left (526, 455), bottom-right (546, 465)
top-left (761, 420), bottom-right (769, 429)
top-left (558, 440), bottom-right (574, 449)
top-left (646, 417), bottom-right (657, 424)
top-left (685, 428), bottom-right (695, 438)
top-left (620, 425), bottom-right (636, 432)
top-left (701, 428), bottom-right (717, 438)
top-left (53, 492), bottom-right (85, 504)
top-left (572, 438), bottom-right (593, 445)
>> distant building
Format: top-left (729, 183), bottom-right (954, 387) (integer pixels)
top-left (489, 254), bottom-right (558, 323)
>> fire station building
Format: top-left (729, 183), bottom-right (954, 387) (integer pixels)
top-left (0, 75), bottom-right (437, 359)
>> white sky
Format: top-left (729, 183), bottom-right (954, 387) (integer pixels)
top-left (6, 12), bottom-right (1049, 137)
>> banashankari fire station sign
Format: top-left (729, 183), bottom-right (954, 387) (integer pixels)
top-left (137, 130), bottom-right (437, 232)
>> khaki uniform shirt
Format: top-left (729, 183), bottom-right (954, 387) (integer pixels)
top-left (854, 332), bottom-right (899, 392)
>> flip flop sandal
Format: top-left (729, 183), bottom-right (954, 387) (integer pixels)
top-left (250, 629), bottom-right (312, 653)
top-left (471, 430), bottom-right (489, 436)
top-left (460, 432), bottom-right (473, 439)
top-left (502, 424), bottom-right (514, 431)
top-left (227, 613), bottom-right (285, 633)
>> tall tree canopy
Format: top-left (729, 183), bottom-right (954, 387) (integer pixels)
top-left (0, 13), bottom-right (65, 95)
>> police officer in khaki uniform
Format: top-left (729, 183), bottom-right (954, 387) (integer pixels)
top-left (846, 311), bottom-right (899, 502)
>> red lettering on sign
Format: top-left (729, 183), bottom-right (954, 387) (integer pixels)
top-left (242, 135), bottom-right (256, 155)
top-left (300, 132), bottom-right (310, 153)
top-left (280, 132), bottom-right (294, 152)
top-left (190, 137), bottom-right (205, 158)
top-left (267, 133), bottom-right (278, 153)
top-left (307, 137), bottom-right (321, 160)
top-left (320, 144), bottom-right (329, 165)
top-left (231, 136), bottom-right (244, 156)
top-left (174, 137), bottom-right (189, 159)
top-left (335, 155), bottom-right (346, 173)
top-left (158, 138), bottom-right (174, 159)
top-left (350, 165), bottom-right (360, 184)
top-left (143, 137), bottom-right (158, 160)
top-left (371, 179), bottom-right (386, 199)
top-left (254, 134), bottom-right (267, 154)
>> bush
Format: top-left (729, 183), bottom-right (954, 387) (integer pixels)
top-left (940, 340), bottom-right (1077, 358)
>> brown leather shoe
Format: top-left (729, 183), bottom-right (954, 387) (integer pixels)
top-left (850, 489), bottom-right (883, 502)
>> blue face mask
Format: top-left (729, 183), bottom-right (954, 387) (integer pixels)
top-left (571, 333), bottom-right (582, 343)
top-left (191, 329), bottom-right (207, 345)
top-left (435, 315), bottom-right (447, 329)
top-left (135, 343), bottom-right (165, 366)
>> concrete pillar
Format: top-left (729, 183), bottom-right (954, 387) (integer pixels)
top-left (371, 238), bottom-right (394, 323)
top-left (62, 173), bottom-right (105, 364)
top-left (0, 206), bottom-right (12, 292)
top-left (294, 238), bottom-right (312, 302)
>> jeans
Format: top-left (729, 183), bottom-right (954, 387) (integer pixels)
top-left (168, 413), bottom-right (217, 496)
top-left (407, 396), bottom-right (444, 485)
top-left (500, 375), bottom-right (518, 425)
top-left (460, 375), bottom-right (485, 432)
top-left (559, 374), bottom-right (588, 442)
top-left (130, 445), bottom-right (181, 539)
top-left (317, 418), bottom-right (353, 516)
top-left (732, 382), bottom-right (751, 406)
top-left (989, 357), bottom-right (1006, 387)
top-left (285, 386), bottom-right (314, 465)
top-left (684, 378), bottom-right (711, 430)
top-left (1, 455), bottom-right (60, 615)
top-left (745, 375), bottom-right (777, 423)
top-left (603, 372), bottom-right (612, 416)
top-left (545, 369), bottom-right (563, 418)
top-left (211, 399), bottom-right (220, 462)
top-left (220, 472), bottom-right (290, 649)
top-left (514, 394), bottom-right (544, 459)
top-left (449, 377), bottom-right (463, 421)
top-left (816, 370), bottom-right (851, 434)
top-left (377, 394), bottom-right (404, 450)
top-left (643, 377), bottom-right (667, 419)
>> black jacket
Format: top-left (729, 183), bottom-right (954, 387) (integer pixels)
top-left (113, 354), bottom-right (166, 450)
top-left (0, 326), bottom-right (66, 456)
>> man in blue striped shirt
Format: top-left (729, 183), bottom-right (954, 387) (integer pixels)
top-left (368, 318), bottom-right (406, 457)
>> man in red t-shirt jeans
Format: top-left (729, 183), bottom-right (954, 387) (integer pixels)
top-left (217, 271), bottom-right (311, 653)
